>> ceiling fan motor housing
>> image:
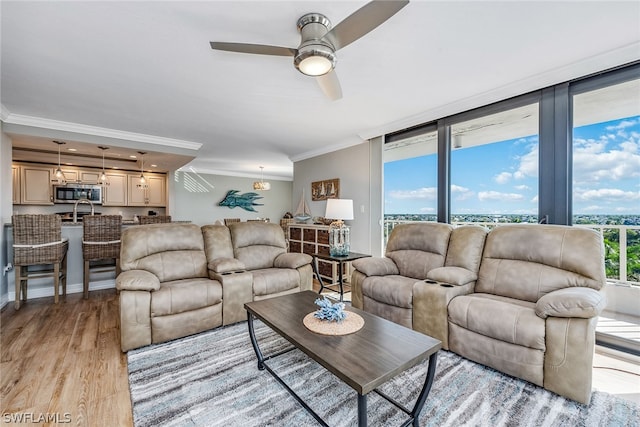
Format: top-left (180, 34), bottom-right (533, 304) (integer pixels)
top-left (294, 13), bottom-right (337, 76)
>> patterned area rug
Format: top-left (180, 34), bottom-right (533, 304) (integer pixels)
top-left (128, 321), bottom-right (639, 427)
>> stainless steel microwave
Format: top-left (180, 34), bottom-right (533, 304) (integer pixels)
top-left (53, 185), bottom-right (102, 204)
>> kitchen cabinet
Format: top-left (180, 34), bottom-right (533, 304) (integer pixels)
top-left (288, 224), bottom-right (349, 284)
top-left (11, 161), bottom-right (166, 207)
top-left (20, 165), bottom-right (53, 205)
top-left (79, 169), bottom-right (100, 184)
top-left (127, 173), bottom-right (166, 207)
top-left (56, 168), bottom-right (78, 184)
top-left (102, 172), bottom-right (127, 206)
top-left (12, 166), bottom-right (20, 204)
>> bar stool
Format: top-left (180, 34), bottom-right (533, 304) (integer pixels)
top-left (139, 215), bottom-right (171, 224)
top-left (82, 215), bottom-right (122, 299)
top-left (12, 214), bottom-right (69, 310)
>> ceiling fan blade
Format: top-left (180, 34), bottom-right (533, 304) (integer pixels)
top-left (210, 42), bottom-right (296, 57)
top-left (316, 70), bottom-right (342, 101)
top-left (323, 0), bottom-right (409, 51)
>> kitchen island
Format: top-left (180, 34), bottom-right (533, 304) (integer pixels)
top-left (3, 220), bottom-right (187, 304)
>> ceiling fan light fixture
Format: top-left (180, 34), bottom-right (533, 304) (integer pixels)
top-left (295, 45), bottom-right (336, 76)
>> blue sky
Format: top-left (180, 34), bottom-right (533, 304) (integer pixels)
top-left (384, 115), bottom-right (640, 215)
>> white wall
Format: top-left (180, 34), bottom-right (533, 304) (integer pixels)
top-left (293, 140), bottom-right (383, 256)
top-left (1, 125), bottom-right (13, 307)
top-left (170, 170), bottom-right (292, 226)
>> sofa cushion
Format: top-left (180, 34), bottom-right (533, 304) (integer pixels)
top-left (475, 224), bottom-right (605, 302)
top-left (274, 252), bottom-right (312, 269)
top-left (361, 275), bottom-right (417, 309)
top-left (121, 223), bottom-right (208, 281)
top-left (352, 257), bottom-right (399, 276)
top-left (385, 223), bottom-right (452, 279)
top-left (535, 287), bottom-right (606, 319)
top-left (202, 224), bottom-right (235, 260)
top-left (445, 225), bottom-right (488, 272)
top-left (151, 278), bottom-right (222, 317)
top-left (251, 268), bottom-right (300, 297)
top-left (229, 222), bottom-right (287, 270)
top-left (448, 293), bottom-right (546, 351)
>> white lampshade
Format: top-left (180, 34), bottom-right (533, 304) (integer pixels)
top-left (325, 198), bottom-right (353, 220)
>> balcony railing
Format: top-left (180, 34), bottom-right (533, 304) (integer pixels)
top-left (382, 220), bottom-right (640, 285)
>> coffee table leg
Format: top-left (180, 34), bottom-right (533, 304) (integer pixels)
top-left (357, 393), bottom-right (367, 427)
top-left (247, 312), bottom-right (265, 370)
top-left (409, 352), bottom-right (438, 426)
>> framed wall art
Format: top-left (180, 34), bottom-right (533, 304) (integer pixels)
top-left (311, 178), bottom-right (340, 201)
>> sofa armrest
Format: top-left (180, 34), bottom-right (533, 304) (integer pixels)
top-left (274, 253), bottom-right (312, 269)
top-left (535, 287), bottom-right (606, 319)
top-left (426, 266), bottom-right (477, 286)
top-left (208, 257), bottom-right (246, 274)
top-left (116, 270), bottom-right (160, 292)
top-left (351, 257), bottom-right (399, 276)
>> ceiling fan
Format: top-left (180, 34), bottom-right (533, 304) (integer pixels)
top-left (210, 1), bottom-right (409, 101)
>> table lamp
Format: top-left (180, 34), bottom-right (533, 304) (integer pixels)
top-left (325, 198), bottom-right (353, 256)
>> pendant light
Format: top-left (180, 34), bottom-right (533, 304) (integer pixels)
top-left (98, 146), bottom-right (109, 186)
top-left (253, 166), bottom-right (271, 191)
top-left (137, 151), bottom-right (149, 189)
top-left (53, 140), bottom-right (66, 183)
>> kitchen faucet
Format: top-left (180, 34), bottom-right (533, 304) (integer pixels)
top-left (73, 198), bottom-right (95, 223)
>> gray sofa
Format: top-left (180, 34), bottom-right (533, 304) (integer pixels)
top-left (351, 223), bottom-right (606, 404)
top-left (116, 222), bottom-right (312, 351)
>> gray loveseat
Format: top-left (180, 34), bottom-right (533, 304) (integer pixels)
top-left (351, 223), bottom-right (606, 404)
top-left (117, 222), bottom-right (312, 351)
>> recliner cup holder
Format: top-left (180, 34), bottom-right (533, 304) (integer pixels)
top-left (424, 279), bottom-right (454, 287)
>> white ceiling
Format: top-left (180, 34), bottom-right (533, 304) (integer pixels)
top-left (2, 1), bottom-right (639, 180)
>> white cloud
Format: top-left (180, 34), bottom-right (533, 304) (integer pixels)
top-left (513, 144), bottom-right (538, 179)
top-left (451, 184), bottom-right (474, 201)
top-left (478, 191), bottom-right (524, 201)
top-left (620, 140), bottom-right (638, 153)
top-left (494, 172), bottom-right (512, 184)
top-left (573, 140), bottom-right (640, 183)
top-left (574, 187), bottom-right (640, 202)
top-left (606, 119), bottom-right (638, 131)
top-left (514, 184), bottom-right (530, 190)
top-left (389, 187), bottom-right (437, 200)
top-left (419, 207), bottom-right (436, 213)
top-left (584, 205), bottom-right (603, 212)
top-left (530, 195), bottom-right (538, 203)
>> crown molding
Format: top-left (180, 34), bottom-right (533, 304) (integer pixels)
top-left (2, 113), bottom-right (202, 151)
top-left (0, 104), bottom-right (10, 121)
top-left (289, 135), bottom-right (366, 163)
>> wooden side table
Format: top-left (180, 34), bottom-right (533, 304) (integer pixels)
top-left (312, 251), bottom-right (371, 302)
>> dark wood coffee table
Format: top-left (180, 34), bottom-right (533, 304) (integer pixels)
top-left (244, 291), bottom-right (441, 427)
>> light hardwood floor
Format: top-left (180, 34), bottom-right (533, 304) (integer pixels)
top-left (1, 290), bottom-right (131, 426)
top-left (1, 288), bottom-right (638, 426)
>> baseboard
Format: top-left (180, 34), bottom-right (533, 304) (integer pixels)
top-left (6, 279), bottom-right (116, 302)
top-left (0, 294), bottom-right (8, 310)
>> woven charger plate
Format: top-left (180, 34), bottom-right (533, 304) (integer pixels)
top-left (303, 312), bottom-right (365, 336)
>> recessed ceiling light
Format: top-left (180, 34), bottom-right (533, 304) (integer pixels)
top-left (130, 155), bottom-right (137, 159)
top-left (68, 148), bottom-right (77, 152)
top-left (64, 162), bottom-right (73, 165)
top-left (151, 164), bottom-right (157, 168)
